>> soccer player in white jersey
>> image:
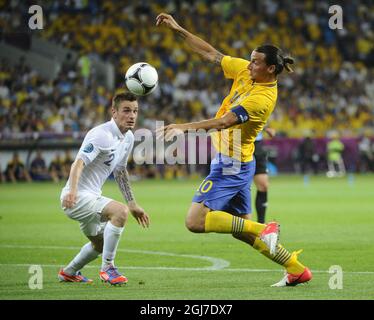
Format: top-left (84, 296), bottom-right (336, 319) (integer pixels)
top-left (58, 92), bottom-right (150, 286)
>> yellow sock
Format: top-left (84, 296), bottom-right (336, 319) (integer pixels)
top-left (253, 238), bottom-right (306, 275)
top-left (205, 211), bottom-right (266, 236)
top-left (284, 249), bottom-right (306, 275)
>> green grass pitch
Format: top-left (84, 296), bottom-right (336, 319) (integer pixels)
top-left (1, 174), bottom-right (374, 300)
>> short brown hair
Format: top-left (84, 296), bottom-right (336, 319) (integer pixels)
top-left (112, 91), bottom-right (137, 109)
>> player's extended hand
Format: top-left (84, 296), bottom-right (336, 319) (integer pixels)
top-left (62, 192), bottom-right (77, 209)
top-left (156, 13), bottom-right (181, 31)
top-left (128, 202), bottom-right (150, 228)
top-left (156, 123), bottom-right (186, 141)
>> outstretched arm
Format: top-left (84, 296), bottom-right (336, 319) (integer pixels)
top-left (113, 168), bottom-right (150, 228)
top-left (156, 13), bottom-right (224, 64)
top-left (156, 111), bottom-right (239, 141)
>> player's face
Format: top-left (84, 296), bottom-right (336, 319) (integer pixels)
top-left (248, 51), bottom-right (275, 82)
top-left (112, 100), bottom-right (138, 132)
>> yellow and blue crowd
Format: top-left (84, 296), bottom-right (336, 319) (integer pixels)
top-left (0, 0), bottom-right (373, 181)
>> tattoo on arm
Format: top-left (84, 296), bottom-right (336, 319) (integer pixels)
top-left (214, 52), bottom-right (224, 65)
top-left (114, 168), bottom-right (135, 203)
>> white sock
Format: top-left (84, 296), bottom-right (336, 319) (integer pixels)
top-left (64, 242), bottom-right (100, 275)
top-left (102, 221), bottom-right (124, 270)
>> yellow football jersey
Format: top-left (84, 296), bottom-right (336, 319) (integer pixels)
top-left (211, 55), bottom-right (278, 162)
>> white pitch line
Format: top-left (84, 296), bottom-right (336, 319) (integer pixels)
top-left (0, 244), bottom-right (230, 271)
top-left (1, 244), bottom-right (373, 275)
top-left (0, 263), bottom-right (373, 275)
top-left (0, 263), bottom-right (221, 271)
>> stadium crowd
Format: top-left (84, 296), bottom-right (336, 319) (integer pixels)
top-left (0, 0), bottom-right (374, 181)
top-left (0, 0), bottom-right (373, 139)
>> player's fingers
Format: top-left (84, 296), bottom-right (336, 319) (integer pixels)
top-left (68, 196), bottom-right (76, 207)
top-left (69, 199), bottom-right (76, 207)
top-left (141, 214), bottom-right (149, 227)
top-left (157, 13), bottom-right (169, 20)
top-left (156, 14), bottom-right (168, 25)
top-left (145, 215), bottom-right (150, 227)
top-left (165, 128), bottom-right (183, 141)
top-left (138, 217), bottom-right (146, 228)
top-left (137, 217), bottom-right (141, 226)
top-left (155, 126), bottom-right (165, 134)
top-left (63, 196), bottom-right (72, 208)
top-left (165, 130), bottom-right (174, 141)
top-left (156, 13), bottom-right (165, 20)
top-left (155, 129), bottom-right (165, 140)
top-left (143, 216), bottom-right (150, 228)
top-left (64, 200), bottom-right (72, 208)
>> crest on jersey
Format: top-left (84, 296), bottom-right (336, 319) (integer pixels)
top-left (83, 143), bottom-right (94, 153)
top-left (230, 91), bottom-right (240, 104)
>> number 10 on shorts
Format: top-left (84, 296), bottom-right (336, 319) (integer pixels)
top-left (197, 180), bottom-right (213, 193)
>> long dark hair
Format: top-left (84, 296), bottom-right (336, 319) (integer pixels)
top-left (255, 44), bottom-right (294, 75)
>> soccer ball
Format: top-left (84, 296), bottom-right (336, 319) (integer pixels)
top-left (125, 62), bottom-right (158, 96)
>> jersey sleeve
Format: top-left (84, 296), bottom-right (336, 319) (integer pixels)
top-left (76, 129), bottom-right (111, 165)
top-left (231, 95), bottom-right (269, 124)
top-left (221, 55), bottom-right (250, 80)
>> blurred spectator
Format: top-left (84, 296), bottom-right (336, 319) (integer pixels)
top-left (326, 133), bottom-right (346, 178)
top-left (49, 153), bottom-right (65, 183)
top-left (0, 0), bottom-right (373, 180)
top-left (63, 150), bottom-right (74, 176)
top-left (297, 135), bottom-right (319, 174)
top-left (77, 52), bottom-right (91, 88)
top-left (0, 163), bottom-right (5, 183)
top-left (61, 53), bottom-right (77, 74)
top-left (164, 164), bottom-right (187, 180)
top-left (358, 133), bottom-right (374, 172)
top-left (0, 1), bottom-right (373, 140)
top-left (4, 152), bottom-right (32, 183)
top-left (30, 150), bottom-right (51, 181)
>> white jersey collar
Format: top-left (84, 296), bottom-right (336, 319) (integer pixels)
top-left (110, 118), bottom-right (126, 139)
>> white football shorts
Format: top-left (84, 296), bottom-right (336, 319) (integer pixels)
top-left (60, 191), bottom-right (113, 237)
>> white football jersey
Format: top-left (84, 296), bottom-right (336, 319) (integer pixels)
top-left (62, 118), bottom-right (134, 196)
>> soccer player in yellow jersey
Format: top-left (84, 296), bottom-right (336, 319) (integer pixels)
top-left (156, 13), bottom-right (312, 286)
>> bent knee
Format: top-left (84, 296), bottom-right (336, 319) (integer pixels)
top-left (185, 216), bottom-right (205, 233)
top-left (257, 183), bottom-right (269, 192)
top-left (112, 206), bottom-right (129, 226)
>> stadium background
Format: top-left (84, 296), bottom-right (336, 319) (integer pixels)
top-left (0, 0), bottom-right (374, 302)
top-left (0, 0), bottom-right (373, 180)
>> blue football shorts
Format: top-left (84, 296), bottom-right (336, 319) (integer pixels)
top-left (192, 153), bottom-right (256, 215)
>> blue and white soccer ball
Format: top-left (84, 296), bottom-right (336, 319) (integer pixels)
top-left (125, 62), bottom-right (158, 96)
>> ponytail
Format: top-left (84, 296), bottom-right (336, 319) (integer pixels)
top-left (283, 56), bottom-right (294, 73)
